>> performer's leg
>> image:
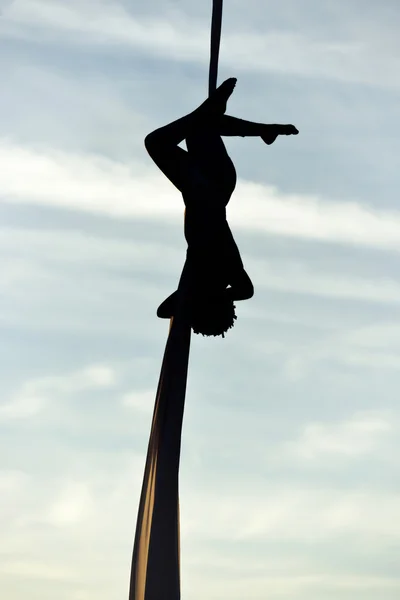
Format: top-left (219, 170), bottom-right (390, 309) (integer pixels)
top-left (219, 114), bottom-right (269, 136)
top-left (185, 124), bottom-right (237, 199)
top-left (144, 78), bottom-right (236, 192)
top-left (184, 114), bottom-right (298, 195)
top-left (219, 115), bottom-right (298, 144)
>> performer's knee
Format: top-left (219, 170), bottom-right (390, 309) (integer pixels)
top-left (144, 131), bottom-right (158, 153)
top-left (145, 127), bottom-right (169, 152)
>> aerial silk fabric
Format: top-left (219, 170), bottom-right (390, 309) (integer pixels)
top-left (128, 2), bottom-right (224, 599)
top-left (128, 287), bottom-right (191, 600)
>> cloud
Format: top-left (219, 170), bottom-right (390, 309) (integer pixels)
top-left (280, 411), bottom-right (393, 462)
top-left (121, 389), bottom-right (154, 413)
top-left (0, 364), bottom-right (117, 421)
top-left (0, 560), bottom-right (74, 581)
top-left (3, 219), bottom-right (400, 357)
top-left (0, 469), bottom-right (30, 498)
top-left (2, 362), bottom-right (400, 599)
top-left (0, 60), bottom-right (148, 157)
top-left (0, 393), bottom-right (45, 420)
top-left (27, 364), bottom-right (117, 392)
top-left (45, 480), bottom-right (94, 526)
top-left (283, 321), bottom-right (400, 380)
top-left (0, 226), bottom-right (180, 275)
top-left (3, 139), bottom-right (400, 254)
top-left (246, 256), bottom-right (400, 306)
top-left (2, 454), bottom-right (400, 598)
top-left (2, 4), bottom-right (400, 598)
top-left (0, 139), bottom-right (180, 220)
top-left (183, 484), bottom-right (400, 544)
top-left (184, 572), bottom-right (400, 600)
top-left (3, 0), bottom-right (400, 89)
top-left (0, 225), bottom-right (177, 336)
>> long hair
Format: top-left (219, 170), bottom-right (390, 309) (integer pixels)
top-left (190, 290), bottom-right (237, 338)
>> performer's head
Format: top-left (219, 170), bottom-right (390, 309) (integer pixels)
top-left (190, 290), bottom-right (237, 338)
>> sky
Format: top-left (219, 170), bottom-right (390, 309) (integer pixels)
top-left (1, 0), bottom-right (400, 599)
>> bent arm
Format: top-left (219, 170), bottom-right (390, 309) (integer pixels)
top-left (227, 268), bottom-right (254, 301)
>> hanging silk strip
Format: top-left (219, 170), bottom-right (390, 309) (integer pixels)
top-left (128, 2), bottom-right (224, 599)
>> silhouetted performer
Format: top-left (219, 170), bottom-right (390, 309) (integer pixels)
top-left (145, 78), bottom-right (298, 337)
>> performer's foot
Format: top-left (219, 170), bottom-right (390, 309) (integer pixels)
top-left (261, 124), bottom-right (298, 145)
top-left (280, 124), bottom-right (299, 135)
top-left (196, 78), bottom-right (237, 119)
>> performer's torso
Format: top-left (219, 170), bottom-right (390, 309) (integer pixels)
top-left (181, 164), bottom-right (242, 290)
top-left (184, 206), bottom-right (243, 291)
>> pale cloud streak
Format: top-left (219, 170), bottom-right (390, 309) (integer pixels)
top-left (2, 2), bottom-right (400, 599)
top-left (3, 0), bottom-right (400, 88)
top-left (121, 389), bottom-right (155, 413)
top-left (283, 320), bottom-right (400, 381)
top-left (279, 411), bottom-right (393, 462)
top-left (3, 139), bottom-right (400, 253)
top-left (0, 364), bottom-right (117, 421)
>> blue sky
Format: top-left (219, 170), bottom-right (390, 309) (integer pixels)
top-left (1, 1), bottom-right (400, 599)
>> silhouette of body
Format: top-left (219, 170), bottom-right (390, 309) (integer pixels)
top-left (144, 78), bottom-right (298, 335)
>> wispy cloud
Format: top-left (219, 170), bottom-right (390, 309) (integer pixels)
top-left (0, 364), bottom-right (117, 421)
top-left (3, 0), bottom-right (400, 88)
top-left (2, 2), bottom-right (400, 599)
top-left (45, 480), bottom-right (94, 526)
top-left (283, 320), bottom-right (400, 380)
top-left (3, 140), bottom-right (400, 253)
top-left (121, 389), bottom-right (155, 413)
top-left (279, 411), bottom-right (393, 462)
